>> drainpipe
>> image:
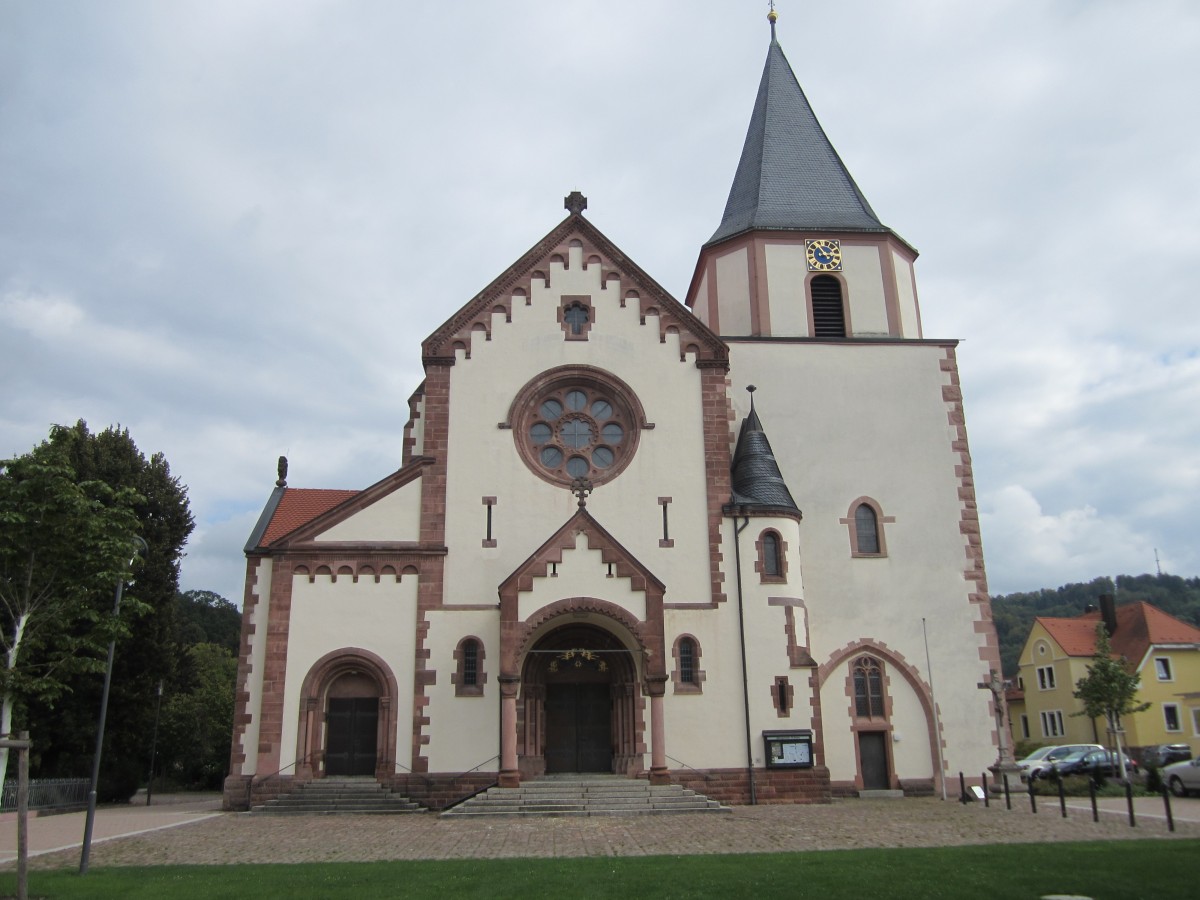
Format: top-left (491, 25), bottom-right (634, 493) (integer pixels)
top-left (731, 512), bottom-right (757, 804)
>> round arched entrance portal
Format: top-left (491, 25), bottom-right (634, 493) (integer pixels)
top-left (518, 624), bottom-right (643, 778)
top-left (296, 648), bottom-right (398, 781)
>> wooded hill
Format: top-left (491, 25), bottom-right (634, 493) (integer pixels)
top-left (991, 573), bottom-right (1200, 677)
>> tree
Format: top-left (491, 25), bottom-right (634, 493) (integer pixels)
top-left (0, 441), bottom-right (142, 788)
top-left (173, 590), bottom-right (242, 654)
top-left (20, 422), bottom-right (194, 800)
top-left (159, 643), bottom-right (237, 790)
top-left (1072, 623), bottom-right (1150, 780)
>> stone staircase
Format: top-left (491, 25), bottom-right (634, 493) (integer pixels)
top-left (441, 774), bottom-right (729, 818)
top-left (250, 777), bottom-right (425, 816)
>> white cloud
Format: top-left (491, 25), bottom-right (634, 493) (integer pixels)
top-left (981, 485), bottom-right (1156, 595)
top-left (2, 1), bottom-right (1198, 605)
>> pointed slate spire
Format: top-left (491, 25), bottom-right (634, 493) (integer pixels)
top-left (708, 20), bottom-right (886, 245)
top-left (730, 386), bottom-right (800, 513)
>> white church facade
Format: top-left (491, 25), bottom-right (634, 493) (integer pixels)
top-left (224, 20), bottom-right (1001, 810)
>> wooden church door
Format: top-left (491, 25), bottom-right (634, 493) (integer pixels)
top-left (544, 683), bottom-right (613, 773)
top-left (326, 697), bottom-right (378, 776)
top-left (858, 731), bottom-right (889, 789)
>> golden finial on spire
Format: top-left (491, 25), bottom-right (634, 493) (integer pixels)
top-left (768, 2), bottom-right (778, 41)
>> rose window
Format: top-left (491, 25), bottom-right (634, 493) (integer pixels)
top-left (511, 369), bottom-right (643, 488)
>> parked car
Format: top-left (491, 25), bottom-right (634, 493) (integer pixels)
top-left (1164, 757), bottom-right (1200, 797)
top-left (1142, 744), bottom-right (1193, 768)
top-left (1053, 748), bottom-right (1139, 779)
top-left (1018, 744), bottom-right (1103, 781)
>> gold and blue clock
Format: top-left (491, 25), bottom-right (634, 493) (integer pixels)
top-left (805, 238), bottom-right (842, 272)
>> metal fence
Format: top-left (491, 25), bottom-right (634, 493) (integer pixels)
top-left (1, 778), bottom-right (90, 811)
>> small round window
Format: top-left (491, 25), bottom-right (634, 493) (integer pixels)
top-left (511, 368), bottom-right (642, 488)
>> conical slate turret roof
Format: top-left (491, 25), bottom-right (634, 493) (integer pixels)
top-left (730, 398), bottom-right (799, 514)
top-left (708, 32), bottom-right (887, 245)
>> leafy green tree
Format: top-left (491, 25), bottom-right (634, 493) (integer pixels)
top-left (158, 643), bottom-right (237, 790)
top-left (173, 590), bottom-right (242, 654)
top-left (1072, 623), bottom-right (1150, 779)
top-left (21, 421), bottom-right (194, 800)
top-left (0, 441), bottom-right (142, 788)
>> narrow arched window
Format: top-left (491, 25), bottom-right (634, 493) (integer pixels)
top-left (855, 504), bottom-right (879, 554)
top-left (763, 532), bottom-right (781, 576)
top-left (462, 639), bottom-right (479, 686)
top-left (811, 275), bottom-right (846, 338)
top-left (454, 637), bottom-right (486, 696)
top-left (853, 656), bottom-right (885, 718)
top-left (679, 638), bottom-right (696, 684)
top-left (672, 635), bottom-right (705, 693)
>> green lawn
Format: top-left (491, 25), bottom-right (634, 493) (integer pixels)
top-left (3, 840), bottom-right (1195, 899)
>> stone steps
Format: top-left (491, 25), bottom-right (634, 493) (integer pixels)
top-left (441, 775), bottom-right (729, 818)
top-left (251, 778), bottom-right (425, 816)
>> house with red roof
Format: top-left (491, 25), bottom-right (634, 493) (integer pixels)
top-left (1010, 595), bottom-right (1200, 756)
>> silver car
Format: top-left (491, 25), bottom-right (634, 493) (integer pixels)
top-left (1018, 743), bottom-right (1103, 781)
top-left (1164, 757), bottom-right (1200, 797)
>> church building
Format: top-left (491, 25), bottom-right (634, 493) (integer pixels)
top-left (224, 14), bottom-right (1002, 810)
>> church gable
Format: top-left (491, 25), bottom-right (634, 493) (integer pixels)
top-left (421, 201), bottom-right (728, 367)
top-left (499, 508), bottom-right (665, 615)
top-left (265, 458), bottom-right (432, 549)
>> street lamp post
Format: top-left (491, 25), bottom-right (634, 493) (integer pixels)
top-left (146, 680), bottom-right (164, 806)
top-left (79, 536), bottom-right (147, 876)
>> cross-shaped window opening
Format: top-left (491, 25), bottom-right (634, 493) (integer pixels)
top-left (564, 303), bottom-right (589, 335)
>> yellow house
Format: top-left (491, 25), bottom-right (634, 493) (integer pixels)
top-left (1013, 597), bottom-right (1200, 757)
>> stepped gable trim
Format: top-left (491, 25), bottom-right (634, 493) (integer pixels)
top-left (498, 508), bottom-right (666, 600)
top-left (402, 380), bottom-right (426, 465)
top-left (422, 212), bottom-right (729, 367)
top-left (264, 458), bottom-right (434, 549)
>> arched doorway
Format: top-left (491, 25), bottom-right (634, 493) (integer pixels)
top-left (518, 624), bottom-right (642, 777)
top-left (325, 672), bottom-right (380, 776)
top-left (296, 648), bottom-right (399, 781)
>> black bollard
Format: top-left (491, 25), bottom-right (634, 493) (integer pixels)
top-left (1058, 774), bottom-right (1067, 818)
top-left (1003, 773), bottom-right (1011, 810)
top-left (1089, 777), bottom-right (1098, 822)
top-left (959, 771), bottom-right (968, 804)
top-left (1028, 776), bottom-right (1037, 814)
top-left (1162, 785), bottom-right (1175, 833)
top-left (982, 773), bottom-right (990, 807)
top-left (1125, 780), bottom-right (1136, 828)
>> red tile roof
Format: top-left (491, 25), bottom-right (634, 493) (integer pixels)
top-left (1037, 602), bottom-right (1200, 665)
top-left (260, 488), bottom-right (359, 546)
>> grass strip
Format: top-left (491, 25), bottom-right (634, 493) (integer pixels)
top-left (2, 839), bottom-right (1196, 899)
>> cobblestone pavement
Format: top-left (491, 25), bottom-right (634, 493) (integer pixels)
top-left (7, 795), bottom-right (1199, 871)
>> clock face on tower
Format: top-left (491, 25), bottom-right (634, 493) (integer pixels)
top-left (805, 238), bottom-right (842, 272)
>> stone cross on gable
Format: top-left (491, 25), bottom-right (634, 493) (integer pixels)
top-left (564, 191), bottom-right (588, 215)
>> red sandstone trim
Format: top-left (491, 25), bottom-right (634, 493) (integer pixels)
top-left (228, 557), bottom-right (265, 778)
top-left (940, 347), bottom-right (1003, 750)
top-left (700, 367), bottom-right (733, 606)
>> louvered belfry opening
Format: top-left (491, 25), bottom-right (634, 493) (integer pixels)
top-left (810, 275), bottom-right (846, 338)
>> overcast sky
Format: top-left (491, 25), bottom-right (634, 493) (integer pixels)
top-left (3, 1), bottom-right (1198, 606)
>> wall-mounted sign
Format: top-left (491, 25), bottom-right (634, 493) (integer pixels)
top-left (764, 730), bottom-right (814, 769)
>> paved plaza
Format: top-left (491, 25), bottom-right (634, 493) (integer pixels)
top-left (1, 792), bottom-right (1198, 871)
